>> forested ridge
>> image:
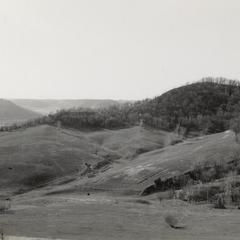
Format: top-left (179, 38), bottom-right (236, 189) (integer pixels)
top-left (138, 77), bottom-right (240, 134)
top-left (3, 77), bottom-right (240, 135)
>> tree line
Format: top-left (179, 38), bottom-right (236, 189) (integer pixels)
top-left (2, 77), bottom-right (240, 136)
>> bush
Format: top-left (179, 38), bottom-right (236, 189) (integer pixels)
top-left (231, 187), bottom-right (240, 204)
top-left (164, 214), bottom-right (179, 228)
top-left (164, 213), bottom-right (185, 229)
top-left (0, 199), bottom-right (11, 212)
top-left (214, 194), bottom-right (225, 209)
top-left (188, 185), bottom-right (223, 202)
top-left (230, 116), bottom-right (240, 142)
top-left (134, 199), bottom-right (151, 205)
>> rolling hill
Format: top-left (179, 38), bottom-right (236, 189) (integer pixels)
top-left (1, 123), bottom-right (237, 198)
top-left (85, 130), bottom-right (239, 190)
top-left (0, 99), bottom-right (41, 126)
top-left (0, 82), bottom-right (240, 239)
top-left (2, 78), bottom-right (240, 198)
top-left (0, 125), bottom-right (177, 195)
top-left (44, 129), bottom-right (239, 196)
top-left (133, 78), bottom-right (240, 133)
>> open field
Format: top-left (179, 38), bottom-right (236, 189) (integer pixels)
top-left (0, 191), bottom-right (240, 240)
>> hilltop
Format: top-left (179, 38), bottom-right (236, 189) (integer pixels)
top-left (133, 77), bottom-right (240, 134)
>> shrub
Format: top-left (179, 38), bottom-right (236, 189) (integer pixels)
top-left (164, 214), bottom-right (179, 228)
top-left (188, 185), bottom-right (223, 202)
top-left (164, 213), bottom-right (185, 229)
top-left (231, 187), bottom-right (240, 206)
top-left (230, 116), bottom-right (240, 142)
top-left (214, 194), bottom-right (225, 209)
top-left (134, 199), bottom-right (151, 205)
top-left (0, 198), bottom-right (11, 213)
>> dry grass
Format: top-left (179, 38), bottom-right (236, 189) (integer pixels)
top-left (0, 125), bottom-right (175, 194)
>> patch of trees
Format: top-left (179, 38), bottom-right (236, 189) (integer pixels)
top-left (50, 105), bottom-right (136, 130)
top-left (0, 105), bottom-right (137, 131)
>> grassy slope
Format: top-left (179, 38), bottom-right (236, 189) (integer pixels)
top-left (0, 125), bottom-right (173, 194)
top-left (1, 124), bottom-right (238, 196)
top-left (0, 125), bottom-right (105, 193)
top-left (87, 126), bottom-right (172, 159)
top-left (71, 130), bottom-right (239, 192)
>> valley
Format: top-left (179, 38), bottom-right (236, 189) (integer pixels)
top-left (1, 80), bottom-right (240, 239)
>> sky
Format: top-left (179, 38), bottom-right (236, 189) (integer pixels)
top-left (0, 0), bottom-right (240, 100)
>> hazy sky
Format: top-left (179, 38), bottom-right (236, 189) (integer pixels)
top-left (0, 0), bottom-right (240, 100)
